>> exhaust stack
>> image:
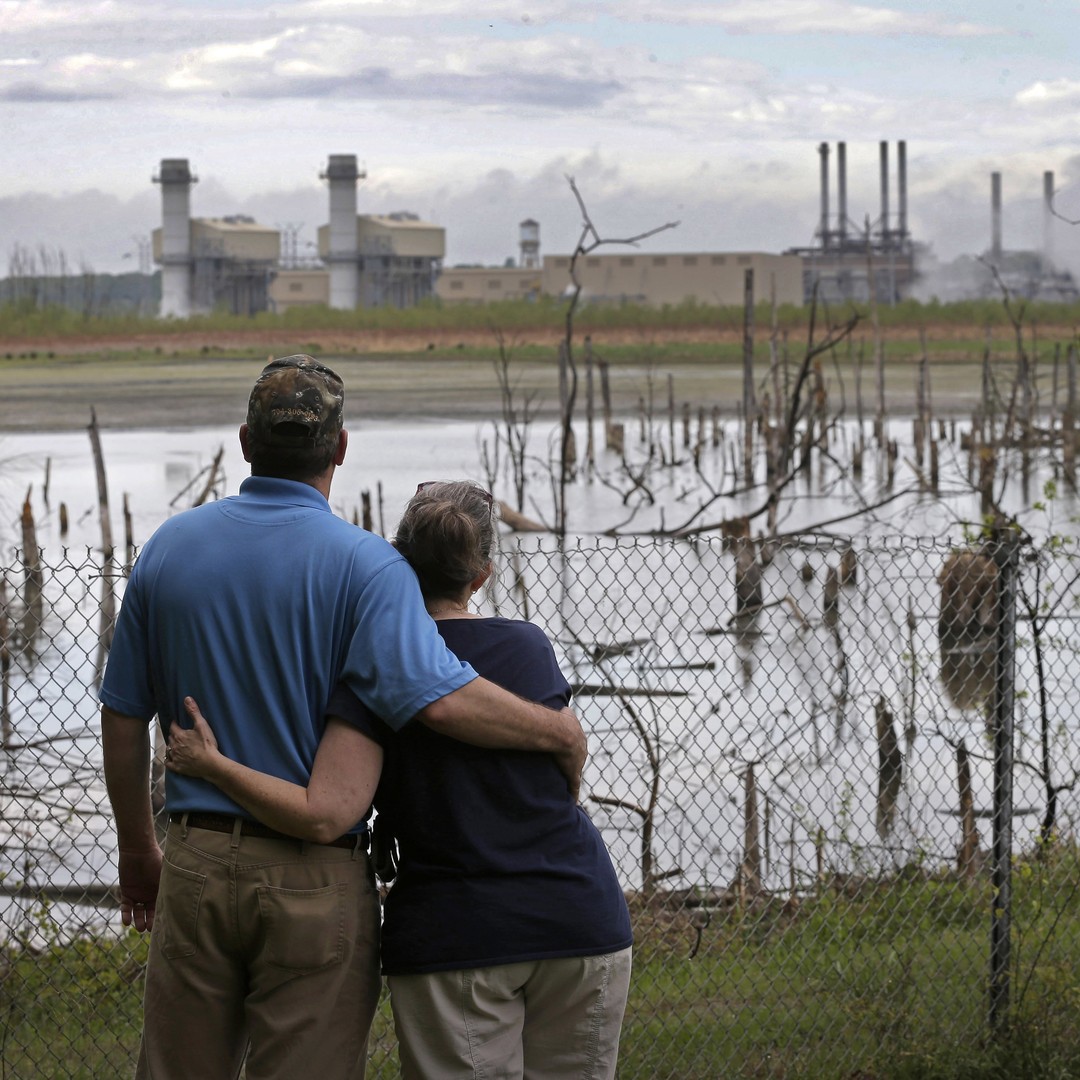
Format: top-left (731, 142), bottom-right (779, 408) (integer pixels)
top-left (321, 154), bottom-right (364, 310)
top-left (154, 158), bottom-right (196, 319)
top-left (1044, 170), bottom-right (1055, 270)
top-left (837, 142), bottom-right (847, 245)
top-left (897, 140), bottom-right (908, 241)
top-left (879, 141), bottom-right (890, 243)
top-left (819, 142), bottom-right (830, 247)
top-left (991, 171), bottom-right (1003, 261)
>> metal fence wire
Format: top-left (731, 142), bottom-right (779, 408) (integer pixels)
top-left (1, 533), bottom-right (1079, 1078)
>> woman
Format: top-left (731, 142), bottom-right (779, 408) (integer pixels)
top-left (168, 480), bottom-right (633, 1080)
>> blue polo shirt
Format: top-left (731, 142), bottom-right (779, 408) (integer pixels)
top-left (100, 476), bottom-right (476, 823)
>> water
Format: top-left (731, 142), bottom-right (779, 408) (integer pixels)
top-left (2, 414), bottom-right (1078, 940)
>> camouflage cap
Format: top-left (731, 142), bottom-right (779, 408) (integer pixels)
top-left (246, 355), bottom-right (344, 448)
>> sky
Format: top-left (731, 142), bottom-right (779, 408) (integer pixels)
top-left (2, 0), bottom-right (1080, 277)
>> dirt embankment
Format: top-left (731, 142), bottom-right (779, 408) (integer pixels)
top-left (4, 314), bottom-right (1070, 362)
top-left (2, 323), bottom-right (759, 360)
top-left (0, 319), bottom-right (1038, 433)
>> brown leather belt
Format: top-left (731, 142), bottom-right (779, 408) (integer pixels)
top-left (170, 812), bottom-right (368, 851)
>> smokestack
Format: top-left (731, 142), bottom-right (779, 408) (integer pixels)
top-left (819, 142), bottom-right (830, 248)
top-left (897, 141), bottom-right (908, 242)
top-left (879, 141), bottom-right (890, 243)
top-left (154, 158), bottom-right (196, 320)
top-left (991, 171), bottom-right (1002, 261)
top-left (321, 154), bottom-right (363, 310)
top-left (1044, 170), bottom-right (1055, 270)
top-left (837, 142), bottom-right (848, 244)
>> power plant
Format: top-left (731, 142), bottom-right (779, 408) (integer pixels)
top-left (784, 140), bottom-right (917, 305)
top-left (979, 169), bottom-right (1077, 301)
top-left (143, 144), bottom-right (1078, 318)
top-left (150, 154), bottom-right (445, 317)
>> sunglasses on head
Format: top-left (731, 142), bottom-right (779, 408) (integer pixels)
top-left (415, 481), bottom-right (494, 506)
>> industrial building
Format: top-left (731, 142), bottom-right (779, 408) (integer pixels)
top-left (151, 154), bottom-right (444, 317)
top-left (976, 169), bottom-right (1078, 301)
top-left (148, 144), bottom-right (1078, 318)
top-left (436, 251), bottom-right (803, 308)
top-left (784, 140), bottom-right (917, 305)
top-left (435, 219), bottom-right (803, 308)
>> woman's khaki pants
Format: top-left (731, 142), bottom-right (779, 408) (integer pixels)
top-left (388, 947), bottom-right (632, 1080)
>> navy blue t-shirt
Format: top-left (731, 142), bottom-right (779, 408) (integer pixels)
top-left (329, 617), bottom-right (632, 975)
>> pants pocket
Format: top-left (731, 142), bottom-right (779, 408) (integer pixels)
top-left (257, 882), bottom-right (346, 973)
top-left (158, 858), bottom-right (206, 960)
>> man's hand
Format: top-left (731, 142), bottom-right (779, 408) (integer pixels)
top-left (102, 706), bottom-right (162, 932)
top-left (118, 845), bottom-right (163, 932)
top-left (420, 683), bottom-right (589, 798)
top-left (554, 707), bottom-right (587, 801)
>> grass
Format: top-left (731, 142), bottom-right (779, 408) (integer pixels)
top-left (4, 848), bottom-right (1079, 1079)
top-left (3, 295), bottom-right (1080, 352)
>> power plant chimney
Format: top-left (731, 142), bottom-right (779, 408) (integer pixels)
top-left (837, 142), bottom-right (847, 245)
top-left (879, 141), bottom-right (890, 244)
top-left (1043, 170), bottom-right (1055, 270)
top-left (320, 154), bottom-right (364, 310)
top-left (154, 158), bottom-right (196, 319)
top-left (819, 142), bottom-right (830, 248)
top-left (991, 171), bottom-right (1003, 261)
top-left (897, 141), bottom-right (908, 242)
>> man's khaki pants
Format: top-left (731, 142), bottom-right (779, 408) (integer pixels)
top-left (388, 947), bottom-right (632, 1080)
top-left (136, 818), bottom-right (381, 1080)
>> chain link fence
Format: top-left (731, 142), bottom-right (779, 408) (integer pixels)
top-left (2, 533), bottom-right (1079, 1077)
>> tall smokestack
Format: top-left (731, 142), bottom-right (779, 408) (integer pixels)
top-left (879, 141), bottom-right (890, 243)
top-left (321, 154), bottom-right (363, 310)
top-left (1044, 170), bottom-right (1055, 270)
top-left (819, 142), bottom-right (830, 248)
top-left (897, 141), bottom-right (908, 242)
top-left (154, 158), bottom-right (196, 319)
top-left (991, 171), bottom-right (1003, 261)
top-left (837, 142), bottom-right (848, 244)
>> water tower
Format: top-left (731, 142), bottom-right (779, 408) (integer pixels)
top-left (519, 219), bottom-right (540, 269)
top-left (154, 158), bottom-right (196, 318)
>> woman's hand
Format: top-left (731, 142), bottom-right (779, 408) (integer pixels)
top-left (166, 696), bottom-right (224, 780)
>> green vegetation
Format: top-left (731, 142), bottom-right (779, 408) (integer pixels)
top-left (4, 847), bottom-right (1079, 1078)
top-left (0, 924), bottom-right (147, 1077)
top-left (2, 295), bottom-right (1080, 352)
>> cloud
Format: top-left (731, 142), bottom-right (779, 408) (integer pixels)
top-left (1016, 79), bottom-right (1080, 106)
top-left (616, 0), bottom-right (1005, 37)
top-left (0, 188), bottom-right (158, 272)
top-left (0, 80), bottom-right (115, 101)
top-left (239, 68), bottom-right (623, 109)
top-left (1, 13), bottom-right (628, 111)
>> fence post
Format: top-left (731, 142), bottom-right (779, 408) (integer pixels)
top-left (989, 527), bottom-right (1019, 1034)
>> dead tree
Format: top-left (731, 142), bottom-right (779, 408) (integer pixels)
top-left (558, 177), bottom-right (677, 536)
top-left (88, 407), bottom-right (116, 686)
top-left (956, 740), bottom-right (981, 878)
top-left (490, 328), bottom-right (538, 514)
top-left (19, 486), bottom-right (43, 646)
top-left (874, 695), bottom-right (903, 838)
top-left (1, 578), bottom-right (11, 748)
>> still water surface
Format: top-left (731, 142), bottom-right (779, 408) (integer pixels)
top-left (1, 415), bottom-right (1077, 941)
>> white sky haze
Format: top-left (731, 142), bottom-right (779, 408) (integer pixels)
top-left (2, 0), bottom-right (1079, 275)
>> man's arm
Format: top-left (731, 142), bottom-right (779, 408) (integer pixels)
top-left (101, 706), bottom-right (162, 932)
top-left (418, 677), bottom-right (587, 799)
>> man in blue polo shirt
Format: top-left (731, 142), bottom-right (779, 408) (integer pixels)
top-left (100, 355), bottom-right (586, 1080)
